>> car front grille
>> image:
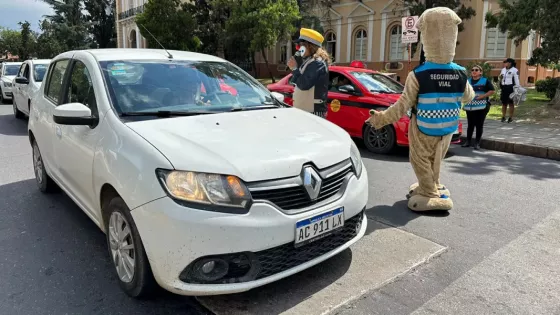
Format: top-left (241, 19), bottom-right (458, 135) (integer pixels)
top-left (254, 210), bottom-right (363, 279)
top-left (249, 162), bottom-right (354, 211)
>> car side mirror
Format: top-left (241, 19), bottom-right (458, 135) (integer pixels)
top-left (270, 91), bottom-right (285, 103)
top-left (53, 103), bottom-right (96, 126)
top-left (15, 77), bottom-right (29, 84)
top-left (338, 84), bottom-right (357, 94)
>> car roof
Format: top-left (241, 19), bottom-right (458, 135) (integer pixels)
top-left (29, 59), bottom-right (51, 64)
top-left (329, 66), bottom-right (377, 73)
top-left (60, 48), bottom-right (227, 63)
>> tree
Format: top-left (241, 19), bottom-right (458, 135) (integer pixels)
top-left (217, 0), bottom-right (300, 82)
top-left (35, 19), bottom-right (66, 58)
top-left (18, 21), bottom-right (35, 60)
top-left (184, 0), bottom-right (228, 57)
top-left (135, 0), bottom-right (200, 51)
top-left (0, 27), bottom-right (22, 58)
top-left (42, 0), bottom-right (90, 51)
top-left (485, 0), bottom-right (560, 109)
top-left (84, 0), bottom-right (117, 48)
top-left (401, 0), bottom-right (476, 58)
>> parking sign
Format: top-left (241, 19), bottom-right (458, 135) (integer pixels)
top-left (401, 16), bottom-right (418, 44)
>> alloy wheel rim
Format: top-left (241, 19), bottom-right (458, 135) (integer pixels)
top-left (368, 126), bottom-right (389, 149)
top-left (108, 212), bottom-right (136, 283)
top-left (33, 144), bottom-right (43, 185)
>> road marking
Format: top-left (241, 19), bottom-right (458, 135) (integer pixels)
top-left (198, 219), bottom-right (446, 315)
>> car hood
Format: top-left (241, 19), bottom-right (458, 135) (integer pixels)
top-left (125, 108), bottom-right (353, 182)
top-left (2, 76), bottom-right (15, 82)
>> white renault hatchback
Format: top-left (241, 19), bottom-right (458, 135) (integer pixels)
top-left (28, 49), bottom-right (368, 298)
top-left (13, 59), bottom-right (51, 119)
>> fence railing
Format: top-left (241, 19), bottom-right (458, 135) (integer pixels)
top-left (118, 5), bottom-right (144, 20)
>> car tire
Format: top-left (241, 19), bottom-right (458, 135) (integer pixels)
top-left (363, 124), bottom-right (396, 154)
top-left (0, 88), bottom-right (5, 104)
top-left (32, 140), bottom-right (59, 193)
top-left (104, 196), bottom-right (157, 298)
top-left (13, 99), bottom-right (24, 119)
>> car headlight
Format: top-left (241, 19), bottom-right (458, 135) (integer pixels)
top-left (350, 142), bottom-right (363, 178)
top-left (156, 169), bottom-right (252, 212)
top-left (3, 81), bottom-right (12, 87)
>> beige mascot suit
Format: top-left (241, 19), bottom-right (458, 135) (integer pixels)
top-left (368, 7), bottom-right (475, 212)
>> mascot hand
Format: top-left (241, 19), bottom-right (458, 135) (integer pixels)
top-left (367, 109), bottom-right (384, 129)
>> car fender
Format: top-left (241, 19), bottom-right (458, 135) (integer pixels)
top-left (92, 110), bottom-right (174, 214)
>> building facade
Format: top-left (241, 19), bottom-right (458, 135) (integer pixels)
top-left (255, 0), bottom-right (559, 86)
top-left (115, 0), bottom-right (149, 49)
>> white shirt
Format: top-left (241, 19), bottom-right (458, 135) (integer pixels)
top-left (500, 67), bottom-right (520, 86)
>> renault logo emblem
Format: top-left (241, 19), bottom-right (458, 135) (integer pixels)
top-left (301, 166), bottom-right (322, 200)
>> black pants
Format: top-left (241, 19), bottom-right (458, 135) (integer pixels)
top-left (465, 108), bottom-right (489, 143)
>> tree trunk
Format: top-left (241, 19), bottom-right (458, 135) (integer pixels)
top-left (261, 48), bottom-right (275, 83)
top-left (550, 86), bottom-right (560, 109)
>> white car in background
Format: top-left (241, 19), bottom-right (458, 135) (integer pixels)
top-left (0, 61), bottom-right (23, 103)
top-left (13, 59), bottom-right (51, 119)
top-left (28, 49), bottom-right (368, 298)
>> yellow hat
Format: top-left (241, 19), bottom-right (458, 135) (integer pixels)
top-left (297, 28), bottom-right (324, 47)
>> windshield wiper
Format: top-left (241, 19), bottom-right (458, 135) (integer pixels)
top-left (230, 104), bottom-right (279, 112)
top-left (120, 110), bottom-right (214, 117)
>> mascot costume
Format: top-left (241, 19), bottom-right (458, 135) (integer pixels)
top-left (367, 7), bottom-right (474, 212)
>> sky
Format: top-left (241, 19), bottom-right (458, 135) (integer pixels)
top-left (0, 0), bottom-right (54, 31)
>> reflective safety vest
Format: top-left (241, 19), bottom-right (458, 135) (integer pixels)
top-left (412, 62), bottom-right (468, 137)
top-left (463, 77), bottom-right (488, 111)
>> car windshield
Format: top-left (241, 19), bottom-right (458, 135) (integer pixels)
top-left (100, 60), bottom-right (279, 115)
top-left (350, 71), bottom-right (404, 94)
top-left (3, 65), bottom-right (20, 76)
top-left (34, 64), bottom-right (49, 82)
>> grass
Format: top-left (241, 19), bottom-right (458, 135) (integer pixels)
top-left (460, 89), bottom-right (560, 123)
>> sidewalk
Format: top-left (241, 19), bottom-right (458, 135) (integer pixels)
top-left (459, 119), bottom-right (560, 161)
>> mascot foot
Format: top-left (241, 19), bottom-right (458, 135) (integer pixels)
top-left (407, 194), bottom-right (453, 212)
top-left (407, 183), bottom-right (451, 199)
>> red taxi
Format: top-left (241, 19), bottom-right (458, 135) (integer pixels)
top-left (267, 62), bottom-right (462, 154)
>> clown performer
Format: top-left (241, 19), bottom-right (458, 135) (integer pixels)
top-left (287, 28), bottom-right (330, 118)
top-left (367, 7), bottom-right (475, 212)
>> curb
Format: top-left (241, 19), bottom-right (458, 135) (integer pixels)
top-left (459, 136), bottom-right (560, 161)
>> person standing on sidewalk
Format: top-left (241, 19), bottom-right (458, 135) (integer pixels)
top-left (462, 65), bottom-right (495, 150)
top-left (287, 28), bottom-right (330, 118)
top-left (499, 58), bottom-right (520, 123)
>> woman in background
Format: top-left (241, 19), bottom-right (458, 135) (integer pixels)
top-left (462, 64), bottom-right (495, 150)
top-left (287, 28), bottom-right (330, 118)
top-left (499, 58), bottom-right (520, 123)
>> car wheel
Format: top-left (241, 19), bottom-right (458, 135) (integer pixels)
top-left (105, 196), bottom-right (157, 298)
top-left (0, 89), bottom-right (4, 104)
top-left (13, 99), bottom-right (24, 119)
top-left (32, 140), bottom-right (58, 193)
top-left (363, 124), bottom-right (396, 154)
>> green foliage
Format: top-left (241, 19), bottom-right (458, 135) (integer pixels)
top-left (84, 0), bottom-right (117, 48)
top-left (402, 0), bottom-right (476, 56)
top-left (184, 0), bottom-right (229, 56)
top-left (535, 78), bottom-right (560, 100)
top-left (135, 0), bottom-right (200, 51)
top-left (0, 27), bottom-right (22, 56)
top-left (18, 21), bottom-right (35, 60)
top-left (42, 0), bottom-right (91, 51)
top-left (35, 19), bottom-right (66, 58)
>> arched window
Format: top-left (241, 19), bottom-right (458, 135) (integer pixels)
top-left (130, 29), bottom-right (137, 48)
top-left (389, 26), bottom-right (403, 61)
top-left (325, 32), bottom-right (337, 62)
top-left (354, 29), bottom-right (367, 61)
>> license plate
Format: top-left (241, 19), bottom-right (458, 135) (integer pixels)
top-left (295, 207), bottom-right (344, 247)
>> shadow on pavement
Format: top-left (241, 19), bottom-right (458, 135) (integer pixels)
top-left (0, 179), bottom-right (206, 315)
top-left (365, 200), bottom-right (449, 233)
top-left (447, 144), bottom-right (560, 180)
top-left (0, 112), bottom-right (28, 136)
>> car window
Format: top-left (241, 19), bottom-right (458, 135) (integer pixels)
top-left (349, 71), bottom-right (403, 94)
top-left (45, 60), bottom-right (70, 104)
top-left (34, 64), bottom-right (48, 82)
top-left (100, 60), bottom-right (277, 114)
top-left (17, 64), bottom-right (27, 78)
top-left (65, 61), bottom-right (97, 110)
top-left (3, 65), bottom-right (21, 76)
top-left (23, 64), bottom-right (30, 80)
top-left (329, 72), bottom-right (355, 92)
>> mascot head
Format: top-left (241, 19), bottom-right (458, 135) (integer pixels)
top-left (417, 7), bottom-right (462, 64)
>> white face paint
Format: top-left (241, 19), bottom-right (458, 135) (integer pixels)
top-left (298, 46), bottom-right (306, 56)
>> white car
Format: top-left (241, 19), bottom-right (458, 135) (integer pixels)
top-left (28, 49), bottom-right (368, 298)
top-left (13, 59), bottom-right (51, 119)
top-left (0, 61), bottom-right (23, 103)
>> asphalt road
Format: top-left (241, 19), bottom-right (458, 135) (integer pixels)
top-left (1, 103), bottom-right (559, 315)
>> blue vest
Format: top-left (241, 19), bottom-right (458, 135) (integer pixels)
top-left (413, 62), bottom-right (468, 137)
top-left (463, 77), bottom-right (488, 111)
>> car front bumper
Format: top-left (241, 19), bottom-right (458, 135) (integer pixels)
top-left (131, 168), bottom-right (369, 296)
top-left (2, 86), bottom-right (13, 99)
